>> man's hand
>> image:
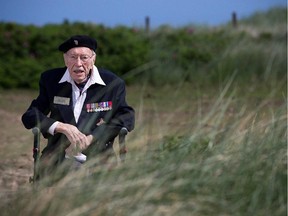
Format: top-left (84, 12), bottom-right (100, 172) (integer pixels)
top-left (55, 122), bottom-right (93, 154)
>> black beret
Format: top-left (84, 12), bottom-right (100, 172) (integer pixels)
top-left (58, 35), bottom-right (97, 52)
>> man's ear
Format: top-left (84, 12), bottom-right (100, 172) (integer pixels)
top-left (92, 55), bottom-right (96, 67)
top-left (63, 53), bottom-right (68, 66)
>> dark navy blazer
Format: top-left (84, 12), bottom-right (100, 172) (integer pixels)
top-left (22, 67), bottom-right (135, 156)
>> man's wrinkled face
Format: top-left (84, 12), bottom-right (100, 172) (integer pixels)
top-left (64, 47), bottom-right (96, 84)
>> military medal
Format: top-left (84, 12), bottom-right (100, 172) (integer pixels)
top-left (86, 101), bottom-right (112, 112)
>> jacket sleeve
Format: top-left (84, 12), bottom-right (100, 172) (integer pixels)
top-left (110, 78), bottom-right (135, 132)
top-left (21, 73), bottom-right (56, 134)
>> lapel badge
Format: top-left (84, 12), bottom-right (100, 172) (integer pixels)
top-left (74, 40), bottom-right (78, 45)
top-left (53, 96), bottom-right (70, 105)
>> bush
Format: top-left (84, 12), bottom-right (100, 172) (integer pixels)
top-left (0, 7), bottom-right (286, 89)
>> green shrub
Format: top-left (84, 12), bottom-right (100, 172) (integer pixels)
top-left (0, 7), bottom-right (286, 88)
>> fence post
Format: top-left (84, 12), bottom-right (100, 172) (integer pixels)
top-left (232, 12), bottom-right (237, 28)
top-left (145, 16), bottom-right (150, 34)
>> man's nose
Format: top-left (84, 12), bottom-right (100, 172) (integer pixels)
top-left (75, 57), bottom-right (83, 65)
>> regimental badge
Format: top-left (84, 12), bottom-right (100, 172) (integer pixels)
top-left (86, 101), bottom-right (112, 113)
top-left (74, 40), bottom-right (78, 45)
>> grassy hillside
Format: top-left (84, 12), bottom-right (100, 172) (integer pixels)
top-left (1, 82), bottom-right (285, 216)
top-left (0, 7), bottom-right (286, 89)
top-left (0, 7), bottom-right (286, 216)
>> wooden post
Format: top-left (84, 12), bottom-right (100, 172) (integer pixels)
top-left (145, 16), bottom-right (150, 33)
top-left (232, 12), bottom-right (237, 28)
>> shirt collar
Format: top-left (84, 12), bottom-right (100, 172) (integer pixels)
top-left (59, 65), bottom-right (106, 86)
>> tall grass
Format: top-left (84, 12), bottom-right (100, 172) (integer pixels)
top-left (1, 76), bottom-right (286, 215)
top-left (1, 8), bottom-right (286, 216)
top-left (142, 7), bottom-right (286, 88)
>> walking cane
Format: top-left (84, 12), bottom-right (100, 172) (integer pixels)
top-left (29, 127), bottom-right (40, 183)
top-left (118, 127), bottom-right (128, 163)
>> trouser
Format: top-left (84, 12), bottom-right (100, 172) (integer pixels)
top-left (37, 141), bottom-right (116, 183)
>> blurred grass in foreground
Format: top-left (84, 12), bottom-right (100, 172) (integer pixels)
top-left (0, 7), bottom-right (286, 216)
top-left (1, 78), bottom-right (286, 216)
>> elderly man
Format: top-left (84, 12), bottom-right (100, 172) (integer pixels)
top-left (22, 35), bottom-right (135, 175)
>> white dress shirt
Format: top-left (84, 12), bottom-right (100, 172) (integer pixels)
top-left (48, 65), bottom-right (106, 135)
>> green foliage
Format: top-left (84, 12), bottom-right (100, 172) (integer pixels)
top-left (241, 7), bottom-right (287, 26)
top-left (0, 7), bottom-right (286, 89)
top-left (0, 58), bottom-right (44, 88)
top-left (95, 26), bottom-right (150, 74)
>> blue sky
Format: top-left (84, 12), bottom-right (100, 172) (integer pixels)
top-left (1, 0), bottom-right (287, 28)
